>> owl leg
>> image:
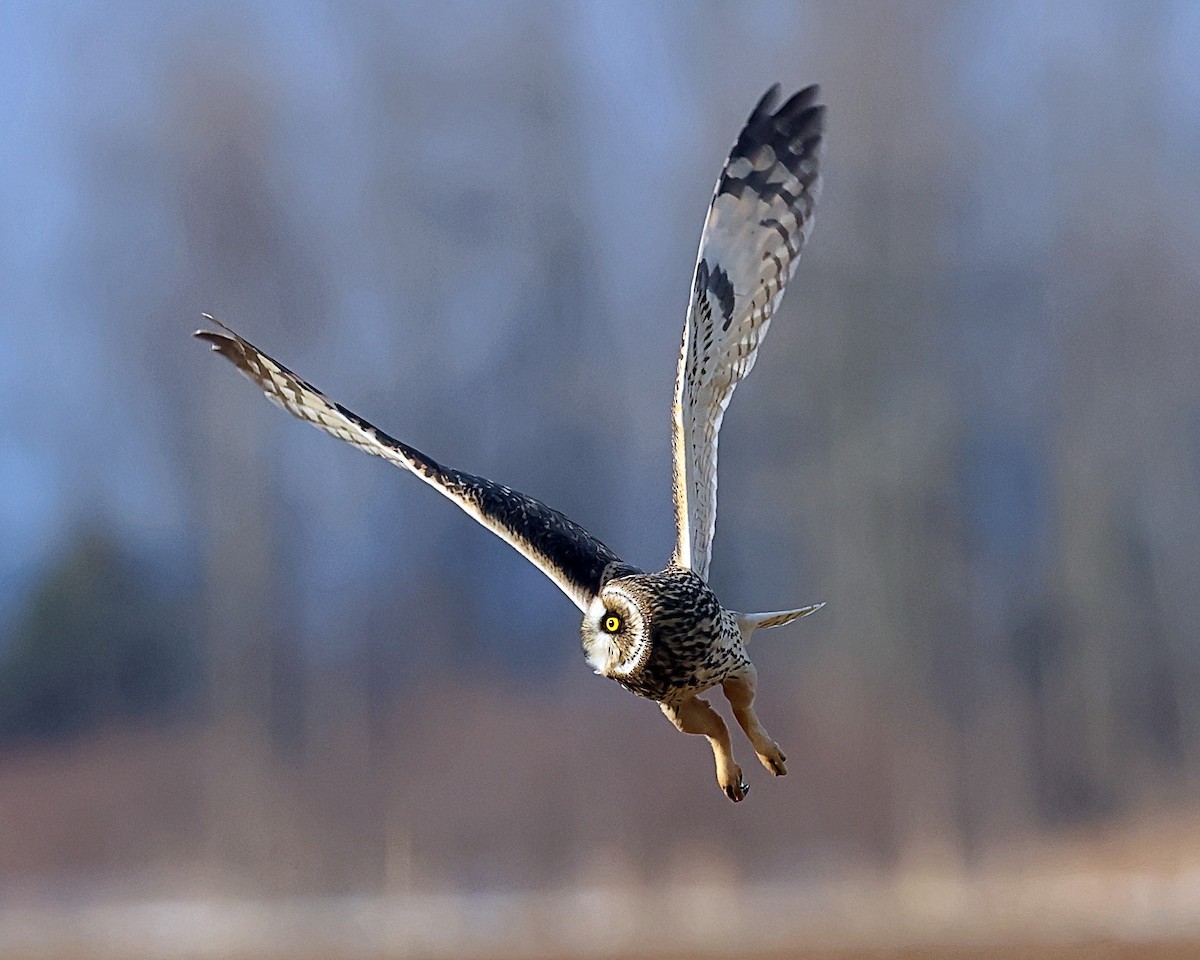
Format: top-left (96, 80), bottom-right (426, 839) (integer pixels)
top-left (722, 666), bottom-right (787, 776)
top-left (660, 696), bottom-right (748, 802)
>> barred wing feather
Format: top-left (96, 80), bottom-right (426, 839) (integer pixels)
top-left (195, 318), bottom-right (633, 612)
top-left (671, 85), bottom-right (825, 580)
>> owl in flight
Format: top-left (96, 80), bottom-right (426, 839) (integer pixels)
top-left (197, 84), bottom-right (825, 802)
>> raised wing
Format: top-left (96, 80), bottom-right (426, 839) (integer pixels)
top-left (671, 85), bottom-right (824, 580)
top-left (195, 318), bottom-right (635, 612)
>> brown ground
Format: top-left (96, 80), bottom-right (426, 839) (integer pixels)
top-left (641, 945), bottom-right (1200, 960)
top-left (3, 725), bottom-right (1199, 960)
top-left (28, 942), bottom-right (1193, 960)
top-left (637, 949), bottom-right (1191, 960)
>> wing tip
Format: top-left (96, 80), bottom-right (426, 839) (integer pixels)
top-left (193, 316), bottom-right (261, 376)
top-left (754, 83), bottom-right (823, 120)
top-left (193, 314), bottom-right (236, 348)
top-left (778, 84), bottom-right (821, 117)
top-left (754, 83), bottom-right (783, 116)
top-left (733, 82), bottom-right (826, 165)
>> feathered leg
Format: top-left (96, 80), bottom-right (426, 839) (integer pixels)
top-left (722, 665), bottom-right (787, 776)
top-left (660, 696), bottom-right (748, 802)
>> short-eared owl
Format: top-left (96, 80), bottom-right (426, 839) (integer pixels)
top-left (197, 85), bottom-right (825, 802)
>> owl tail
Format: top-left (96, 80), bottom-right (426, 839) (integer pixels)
top-left (734, 603), bottom-right (824, 644)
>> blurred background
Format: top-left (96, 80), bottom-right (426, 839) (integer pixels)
top-left (2, 1), bottom-right (1199, 957)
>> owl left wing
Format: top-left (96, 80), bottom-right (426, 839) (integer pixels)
top-left (672, 85), bottom-right (824, 581)
top-left (196, 318), bottom-right (635, 613)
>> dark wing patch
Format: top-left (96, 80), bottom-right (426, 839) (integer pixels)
top-left (717, 85), bottom-right (822, 201)
top-left (195, 317), bottom-right (637, 612)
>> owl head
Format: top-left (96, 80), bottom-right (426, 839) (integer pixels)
top-left (581, 580), bottom-right (654, 678)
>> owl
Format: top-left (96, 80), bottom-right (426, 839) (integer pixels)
top-left (197, 84), bottom-right (825, 802)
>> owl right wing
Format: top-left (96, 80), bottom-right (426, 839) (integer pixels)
top-left (195, 318), bottom-right (635, 613)
top-left (672, 85), bottom-right (824, 581)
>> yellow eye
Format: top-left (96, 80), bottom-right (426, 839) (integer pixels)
top-left (603, 615), bottom-right (621, 633)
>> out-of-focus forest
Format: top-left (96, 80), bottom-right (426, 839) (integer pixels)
top-left (1, 1), bottom-right (1198, 957)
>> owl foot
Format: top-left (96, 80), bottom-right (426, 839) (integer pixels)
top-left (757, 744), bottom-right (787, 777)
top-left (721, 771), bottom-right (750, 802)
